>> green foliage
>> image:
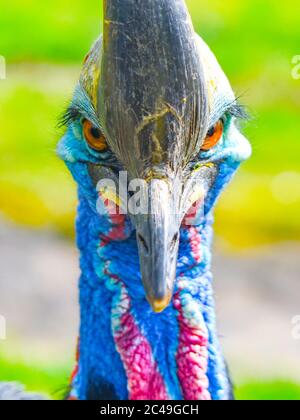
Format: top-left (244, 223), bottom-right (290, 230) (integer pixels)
top-left (1, 356), bottom-right (300, 400)
top-left (0, 357), bottom-right (70, 400)
top-left (0, 66), bottom-right (77, 236)
top-left (236, 380), bottom-right (300, 401)
top-left (0, 0), bottom-right (101, 63)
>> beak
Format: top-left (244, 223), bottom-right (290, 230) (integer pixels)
top-left (133, 179), bottom-right (180, 313)
top-left (97, 0), bottom-right (210, 312)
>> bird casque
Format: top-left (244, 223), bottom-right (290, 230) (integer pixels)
top-left (55, 0), bottom-right (252, 401)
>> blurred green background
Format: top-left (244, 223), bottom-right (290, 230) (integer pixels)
top-left (0, 0), bottom-right (300, 400)
top-left (1, 0), bottom-right (300, 246)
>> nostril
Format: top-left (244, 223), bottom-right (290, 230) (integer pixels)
top-left (170, 233), bottom-right (179, 252)
top-left (172, 233), bottom-right (179, 243)
top-left (138, 233), bottom-right (149, 254)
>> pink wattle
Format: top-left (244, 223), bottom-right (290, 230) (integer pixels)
top-left (115, 311), bottom-right (169, 400)
top-left (187, 226), bottom-right (202, 263)
top-left (173, 225), bottom-right (210, 400)
top-left (174, 293), bottom-right (211, 400)
top-left (108, 271), bottom-right (169, 400)
top-left (100, 199), bottom-right (128, 244)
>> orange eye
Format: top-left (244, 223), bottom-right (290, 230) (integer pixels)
top-left (83, 119), bottom-right (108, 152)
top-left (201, 120), bottom-right (224, 151)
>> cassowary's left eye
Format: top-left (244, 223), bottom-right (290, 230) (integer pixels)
top-left (83, 119), bottom-right (108, 152)
top-left (201, 120), bottom-right (224, 151)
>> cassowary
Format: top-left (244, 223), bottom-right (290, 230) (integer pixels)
top-left (1, 0), bottom-right (251, 400)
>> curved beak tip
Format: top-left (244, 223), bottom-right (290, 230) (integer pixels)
top-left (147, 292), bottom-right (173, 313)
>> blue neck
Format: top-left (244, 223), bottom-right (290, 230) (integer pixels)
top-left (69, 189), bottom-right (232, 400)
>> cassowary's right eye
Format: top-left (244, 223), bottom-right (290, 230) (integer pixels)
top-left (83, 119), bottom-right (108, 152)
top-left (201, 119), bottom-right (224, 151)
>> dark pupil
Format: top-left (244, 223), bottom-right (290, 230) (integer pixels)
top-left (207, 126), bottom-right (216, 137)
top-left (90, 126), bottom-right (101, 139)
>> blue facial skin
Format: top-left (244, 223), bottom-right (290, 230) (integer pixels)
top-left (58, 83), bottom-right (251, 401)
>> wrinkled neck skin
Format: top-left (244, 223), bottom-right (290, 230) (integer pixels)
top-left (68, 161), bottom-right (238, 401)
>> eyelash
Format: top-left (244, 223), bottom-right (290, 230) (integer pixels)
top-left (58, 107), bottom-right (82, 128)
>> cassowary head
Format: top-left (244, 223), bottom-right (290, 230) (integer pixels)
top-left (58, 0), bottom-right (251, 312)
